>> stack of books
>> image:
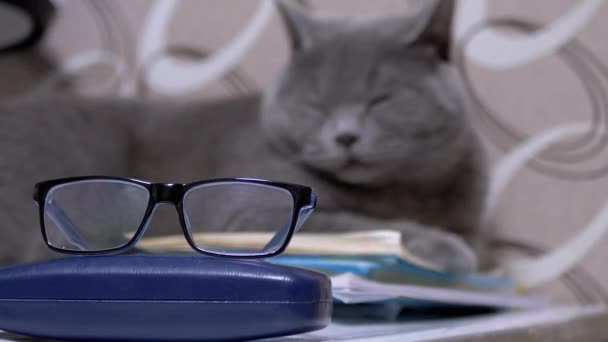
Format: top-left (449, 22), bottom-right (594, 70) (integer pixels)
top-left (137, 230), bottom-right (546, 320)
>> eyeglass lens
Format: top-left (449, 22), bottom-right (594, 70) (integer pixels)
top-left (44, 180), bottom-right (150, 252)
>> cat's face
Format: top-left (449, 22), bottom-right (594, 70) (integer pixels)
top-left (263, 1), bottom-right (472, 186)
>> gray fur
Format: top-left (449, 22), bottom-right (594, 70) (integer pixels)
top-left (0, 0), bottom-right (487, 272)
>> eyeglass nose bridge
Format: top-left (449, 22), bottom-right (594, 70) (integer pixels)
top-left (150, 183), bottom-right (185, 205)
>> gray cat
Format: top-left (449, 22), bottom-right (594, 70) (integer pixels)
top-left (0, 0), bottom-right (486, 272)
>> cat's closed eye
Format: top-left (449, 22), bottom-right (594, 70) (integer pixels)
top-left (368, 94), bottom-right (392, 108)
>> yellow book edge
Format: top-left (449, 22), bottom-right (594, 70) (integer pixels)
top-left (135, 230), bottom-right (439, 270)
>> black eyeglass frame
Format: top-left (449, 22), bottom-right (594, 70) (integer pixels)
top-left (33, 176), bottom-right (317, 258)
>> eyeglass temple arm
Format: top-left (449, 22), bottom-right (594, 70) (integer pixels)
top-left (44, 201), bottom-right (91, 250)
top-left (295, 192), bottom-right (317, 233)
top-left (263, 192), bottom-right (317, 252)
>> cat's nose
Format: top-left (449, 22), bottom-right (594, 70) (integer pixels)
top-left (335, 133), bottom-right (359, 148)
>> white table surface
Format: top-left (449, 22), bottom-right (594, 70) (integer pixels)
top-left (268, 305), bottom-right (608, 342)
top-left (1, 305), bottom-right (606, 342)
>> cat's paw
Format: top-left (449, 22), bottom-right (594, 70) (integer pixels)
top-left (403, 229), bottom-right (478, 274)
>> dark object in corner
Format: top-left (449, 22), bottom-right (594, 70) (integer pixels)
top-left (0, 0), bottom-right (55, 53)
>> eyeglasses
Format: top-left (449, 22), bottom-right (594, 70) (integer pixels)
top-left (33, 177), bottom-right (316, 258)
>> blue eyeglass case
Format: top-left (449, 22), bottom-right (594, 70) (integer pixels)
top-left (0, 255), bottom-right (332, 341)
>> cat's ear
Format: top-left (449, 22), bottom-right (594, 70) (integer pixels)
top-left (411, 0), bottom-right (455, 61)
top-left (275, 0), bottom-right (322, 51)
